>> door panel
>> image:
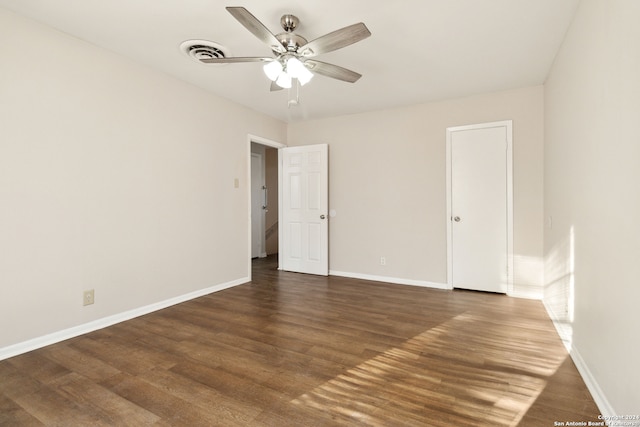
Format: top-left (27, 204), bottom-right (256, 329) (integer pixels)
top-left (289, 174), bottom-right (301, 209)
top-left (447, 122), bottom-right (512, 293)
top-left (281, 144), bottom-right (328, 275)
top-left (308, 223), bottom-right (321, 261)
top-left (289, 222), bottom-right (302, 259)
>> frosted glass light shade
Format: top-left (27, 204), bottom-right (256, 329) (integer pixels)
top-left (276, 72), bottom-right (292, 89)
top-left (286, 57), bottom-right (313, 86)
top-left (263, 61), bottom-right (282, 81)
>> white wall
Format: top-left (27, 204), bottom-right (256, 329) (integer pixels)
top-left (544, 0), bottom-right (640, 414)
top-left (0, 9), bottom-right (286, 351)
top-left (288, 86), bottom-right (544, 297)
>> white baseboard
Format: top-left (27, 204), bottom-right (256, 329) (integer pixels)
top-left (507, 288), bottom-right (543, 300)
top-left (329, 270), bottom-right (450, 290)
top-left (569, 346), bottom-right (616, 417)
top-left (542, 299), bottom-right (615, 417)
top-left (0, 277), bottom-right (249, 361)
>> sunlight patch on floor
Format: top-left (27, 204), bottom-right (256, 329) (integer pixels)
top-left (291, 310), bottom-right (567, 426)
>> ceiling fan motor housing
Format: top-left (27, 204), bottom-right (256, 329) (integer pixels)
top-left (276, 32), bottom-right (308, 52)
top-left (274, 14), bottom-right (309, 53)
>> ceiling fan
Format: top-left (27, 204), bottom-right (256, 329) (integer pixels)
top-left (199, 7), bottom-right (371, 91)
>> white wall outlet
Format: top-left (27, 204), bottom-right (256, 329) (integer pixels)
top-left (83, 289), bottom-right (95, 306)
top-left (380, 257), bottom-right (386, 266)
top-left (234, 178), bottom-right (239, 188)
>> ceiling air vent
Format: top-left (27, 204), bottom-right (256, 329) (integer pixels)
top-left (180, 40), bottom-right (229, 62)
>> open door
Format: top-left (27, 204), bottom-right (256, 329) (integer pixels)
top-left (280, 144), bottom-right (328, 275)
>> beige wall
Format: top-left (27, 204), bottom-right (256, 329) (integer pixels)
top-left (544, 0), bottom-right (640, 414)
top-left (0, 9), bottom-right (286, 349)
top-left (288, 86), bottom-right (544, 296)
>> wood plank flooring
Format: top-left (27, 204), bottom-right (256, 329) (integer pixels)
top-left (0, 255), bottom-right (600, 426)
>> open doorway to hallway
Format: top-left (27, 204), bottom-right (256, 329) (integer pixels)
top-left (250, 142), bottom-right (279, 260)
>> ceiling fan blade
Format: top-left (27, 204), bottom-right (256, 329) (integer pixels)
top-left (298, 23), bottom-right (371, 57)
top-left (199, 57), bottom-right (273, 64)
top-left (226, 7), bottom-right (286, 54)
top-left (304, 60), bottom-right (362, 83)
top-left (270, 81), bottom-right (284, 92)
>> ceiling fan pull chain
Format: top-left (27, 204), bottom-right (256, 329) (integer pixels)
top-left (288, 80), bottom-right (300, 108)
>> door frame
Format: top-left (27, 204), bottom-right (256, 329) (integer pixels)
top-left (247, 134), bottom-right (286, 280)
top-left (445, 120), bottom-right (514, 294)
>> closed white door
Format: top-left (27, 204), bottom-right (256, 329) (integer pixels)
top-left (280, 144), bottom-right (328, 275)
top-left (447, 121), bottom-right (512, 293)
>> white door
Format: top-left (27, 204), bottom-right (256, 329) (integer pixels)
top-left (251, 153), bottom-right (265, 258)
top-left (280, 144), bottom-right (329, 275)
top-left (447, 121), bottom-right (512, 293)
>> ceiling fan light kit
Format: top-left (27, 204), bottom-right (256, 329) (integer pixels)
top-left (192, 6), bottom-right (371, 104)
top-left (263, 56), bottom-right (314, 89)
top-left (286, 57), bottom-right (313, 85)
top-left (276, 71), bottom-right (292, 89)
top-left (263, 60), bottom-right (282, 81)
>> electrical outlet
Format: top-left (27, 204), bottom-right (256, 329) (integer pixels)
top-left (83, 289), bottom-right (95, 306)
top-left (380, 257), bottom-right (386, 266)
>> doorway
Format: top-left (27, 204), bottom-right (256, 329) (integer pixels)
top-left (446, 121), bottom-right (513, 293)
top-left (250, 142), bottom-right (280, 259)
top-left (248, 135), bottom-right (285, 279)
top-left (247, 136), bottom-right (330, 279)
top-left (250, 151), bottom-right (265, 258)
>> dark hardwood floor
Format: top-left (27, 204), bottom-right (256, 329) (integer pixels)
top-left (1, 255), bottom-right (600, 426)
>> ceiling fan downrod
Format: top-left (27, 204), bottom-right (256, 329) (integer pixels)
top-left (280, 14), bottom-right (298, 32)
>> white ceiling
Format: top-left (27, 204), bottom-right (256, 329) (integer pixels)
top-left (0, 0), bottom-right (579, 123)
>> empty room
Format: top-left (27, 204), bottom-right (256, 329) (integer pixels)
top-left (1, 0), bottom-right (638, 425)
